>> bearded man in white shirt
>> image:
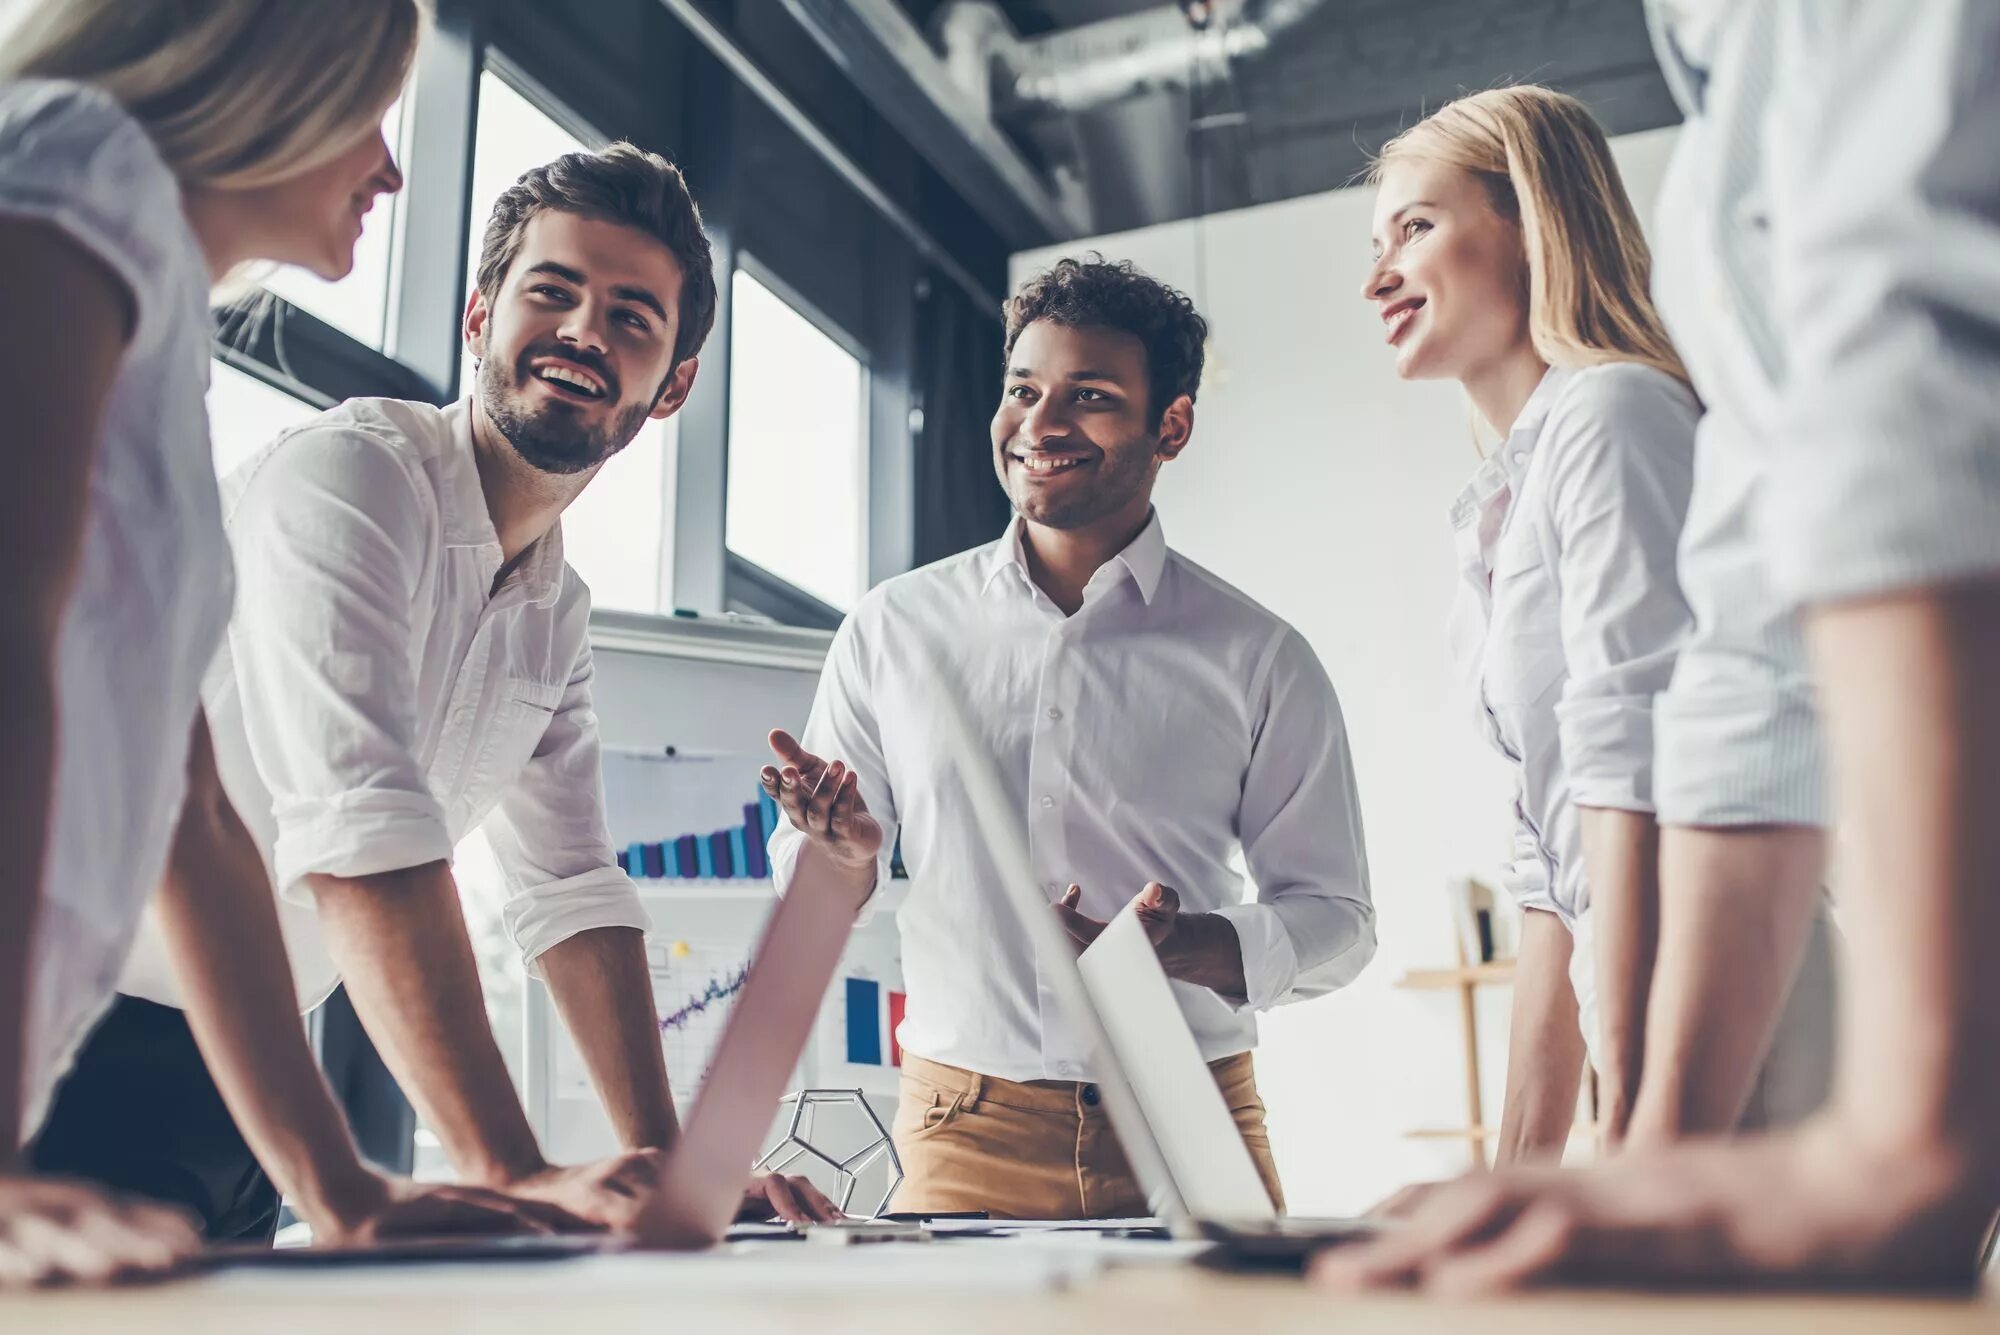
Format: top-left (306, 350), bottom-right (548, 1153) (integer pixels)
top-left (760, 257), bottom-right (1376, 1220)
top-left (35, 144), bottom-right (838, 1237)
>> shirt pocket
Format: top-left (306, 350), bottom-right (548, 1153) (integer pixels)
top-left (460, 677), bottom-right (565, 817)
top-left (1483, 548), bottom-right (1564, 708)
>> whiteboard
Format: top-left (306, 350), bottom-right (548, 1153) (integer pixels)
top-left (523, 616), bottom-right (908, 1208)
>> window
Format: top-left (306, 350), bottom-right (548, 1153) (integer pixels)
top-left (725, 268), bottom-right (868, 611)
top-left (264, 98), bottom-right (408, 349)
top-left (206, 361), bottom-right (320, 477)
top-left (464, 69), bottom-right (678, 616)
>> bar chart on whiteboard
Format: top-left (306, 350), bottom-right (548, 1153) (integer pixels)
top-left (535, 740), bottom-right (908, 1157)
top-left (600, 749), bottom-right (777, 882)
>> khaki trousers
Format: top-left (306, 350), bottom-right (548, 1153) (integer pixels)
top-left (889, 1051), bottom-right (1286, 1220)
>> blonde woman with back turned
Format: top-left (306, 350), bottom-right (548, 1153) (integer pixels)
top-left (0, 0), bottom-right (554, 1286)
top-left (1356, 86), bottom-right (1836, 1195)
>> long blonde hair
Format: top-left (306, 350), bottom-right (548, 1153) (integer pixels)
top-left (1370, 85), bottom-right (1689, 387)
top-left (1, 0), bottom-right (426, 190)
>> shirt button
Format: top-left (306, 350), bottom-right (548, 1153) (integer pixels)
top-left (1046, 706), bottom-right (1063, 721)
top-left (1511, 451), bottom-right (1528, 465)
top-left (1040, 795), bottom-right (1055, 809)
top-left (1056, 1062), bottom-right (1075, 1077)
top-left (1044, 881), bottom-right (1061, 894)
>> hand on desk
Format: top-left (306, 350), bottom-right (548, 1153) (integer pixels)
top-left (312, 1169), bottom-right (577, 1243)
top-left (761, 731), bottom-right (882, 904)
top-left (0, 1173), bottom-right (199, 1287)
top-left (504, 1152), bottom-right (844, 1232)
top-left (502, 1149), bottom-right (675, 1231)
top-left (1311, 1120), bottom-right (1995, 1292)
top-left (736, 1171), bottom-right (844, 1225)
top-left (1055, 883), bottom-right (1248, 1001)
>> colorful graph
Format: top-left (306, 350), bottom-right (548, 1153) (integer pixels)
top-left (659, 961), bottom-right (750, 1033)
top-left (842, 976), bottom-right (907, 1069)
top-left (650, 937), bottom-right (763, 1109)
top-left (617, 789), bottom-right (780, 881)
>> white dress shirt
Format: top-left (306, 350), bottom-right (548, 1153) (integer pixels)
top-left (1645, 0), bottom-right (2000, 824)
top-left (1654, 0), bottom-right (2000, 609)
top-left (0, 81), bottom-right (234, 1140)
top-left (769, 513), bottom-right (1375, 1083)
top-left (1447, 364), bottom-right (1698, 1039)
top-left (119, 397), bottom-right (647, 1012)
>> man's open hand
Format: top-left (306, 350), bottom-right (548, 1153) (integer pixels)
top-left (760, 731), bottom-right (884, 878)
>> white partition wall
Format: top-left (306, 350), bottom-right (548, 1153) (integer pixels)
top-left (1010, 127), bottom-right (1682, 1214)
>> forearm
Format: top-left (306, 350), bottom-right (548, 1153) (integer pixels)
top-left (537, 927), bottom-right (678, 1151)
top-left (1578, 807), bottom-right (1660, 1146)
top-left (309, 862), bottom-right (545, 1186)
top-left (0, 651), bottom-right (56, 1160)
top-left (154, 758), bottom-right (374, 1226)
top-left (1495, 911), bottom-right (1587, 1167)
top-left (1625, 824), bottom-right (1822, 1146)
top-left (1806, 583), bottom-right (2000, 1164)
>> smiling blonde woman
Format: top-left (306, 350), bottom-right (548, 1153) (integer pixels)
top-left (1357, 85), bottom-right (1836, 1193)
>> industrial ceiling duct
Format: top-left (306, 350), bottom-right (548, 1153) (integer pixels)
top-left (936, 0), bottom-right (1329, 119)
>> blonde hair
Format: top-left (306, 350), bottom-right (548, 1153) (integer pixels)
top-left (1370, 85), bottom-right (1689, 387)
top-left (1, 0), bottom-right (425, 190)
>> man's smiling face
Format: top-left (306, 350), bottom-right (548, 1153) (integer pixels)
top-left (990, 319), bottom-right (1171, 530)
top-left (467, 209), bottom-right (686, 475)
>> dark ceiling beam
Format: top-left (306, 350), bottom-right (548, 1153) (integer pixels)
top-left (772, 0), bottom-right (1084, 248)
top-left (652, 0), bottom-right (1004, 311)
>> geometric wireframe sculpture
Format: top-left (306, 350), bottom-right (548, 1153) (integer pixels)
top-left (754, 1088), bottom-right (904, 1218)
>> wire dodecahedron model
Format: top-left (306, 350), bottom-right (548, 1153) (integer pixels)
top-left (754, 1088), bottom-right (903, 1218)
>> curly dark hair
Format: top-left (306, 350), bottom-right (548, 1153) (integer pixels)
top-left (1001, 256), bottom-right (1207, 423)
top-left (476, 142), bottom-right (717, 370)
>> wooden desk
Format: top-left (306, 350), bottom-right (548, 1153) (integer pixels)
top-left (6, 1261), bottom-right (1995, 1334)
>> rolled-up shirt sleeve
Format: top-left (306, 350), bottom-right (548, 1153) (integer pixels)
top-left (767, 605), bottom-right (900, 923)
top-left (484, 637), bottom-right (648, 972)
top-left (1211, 626), bottom-right (1376, 1011)
top-left (1545, 369), bottom-right (1697, 812)
top-left (1765, 2), bottom-right (2000, 606)
top-left (225, 427), bottom-right (455, 902)
top-left (1505, 805), bottom-right (1564, 917)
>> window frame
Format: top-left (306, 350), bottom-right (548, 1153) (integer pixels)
top-left (720, 251), bottom-right (872, 628)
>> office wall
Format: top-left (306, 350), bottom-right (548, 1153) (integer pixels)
top-left (1012, 126), bottom-right (1682, 1213)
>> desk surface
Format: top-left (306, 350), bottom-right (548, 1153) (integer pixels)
top-left (6, 1261), bottom-right (1997, 1334)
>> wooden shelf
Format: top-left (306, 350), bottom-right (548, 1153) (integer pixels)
top-left (1395, 961), bottom-right (1516, 990)
top-left (1406, 1127), bottom-right (1493, 1142)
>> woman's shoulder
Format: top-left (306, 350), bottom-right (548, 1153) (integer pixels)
top-left (1533, 360), bottom-right (1699, 509)
top-left (0, 78), bottom-right (194, 343)
top-left (1553, 359), bottom-right (1700, 430)
top-left (0, 78), bottom-right (161, 183)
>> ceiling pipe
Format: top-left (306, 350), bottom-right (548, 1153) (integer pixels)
top-left (938, 0), bottom-right (1328, 119)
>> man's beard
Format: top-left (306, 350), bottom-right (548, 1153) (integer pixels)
top-left (478, 345), bottom-right (653, 476)
top-left (997, 433), bottom-right (1156, 530)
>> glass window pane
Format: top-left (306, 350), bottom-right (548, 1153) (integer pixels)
top-left (264, 97), bottom-right (406, 349)
top-left (463, 70), bottom-right (675, 616)
top-left (206, 361), bottom-right (319, 477)
top-left (725, 269), bottom-right (868, 611)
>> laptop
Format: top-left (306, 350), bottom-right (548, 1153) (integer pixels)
top-left (923, 675), bottom-right (1380, 1266)
top-left (201, 844), bottom-right (864, 1267)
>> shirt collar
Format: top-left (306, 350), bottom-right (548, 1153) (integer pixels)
top-left (1447, 366), bottom-right (1570, 530)
top-left (443, 398), bottom-right (568, 608)
top-left (979, 509), bottom-right (1169, 607)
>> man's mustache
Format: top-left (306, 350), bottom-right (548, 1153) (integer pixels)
top-left (516, 343), bottom-right (620, 400)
